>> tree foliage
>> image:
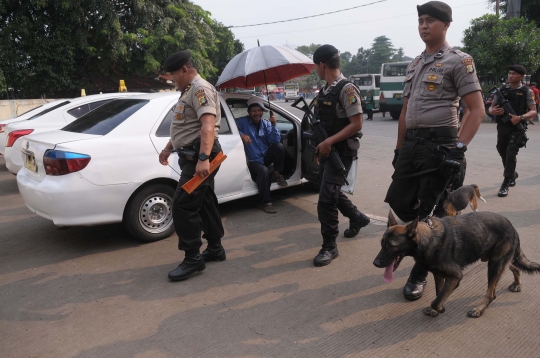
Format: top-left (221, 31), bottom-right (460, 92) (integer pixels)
top-left (294, 43), bottom-right (325, 90)
top-left (462, 14), bottom-right (540, 82)
top-left (0, 0), bottom-right (243, 98)
top-left (488, 0), bottom-right (540, 27)
top-left (340, 36), bottom-right (404, 77)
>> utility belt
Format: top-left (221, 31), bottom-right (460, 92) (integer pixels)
top-left (405, 127), bottom-right (458, 142)
top-left (177, 138), bottom-right (221, 162)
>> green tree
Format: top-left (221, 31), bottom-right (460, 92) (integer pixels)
top-left (462, 14), bottom-right (540, 82)
top-left (295, 43), bottom-right (322, 59)
top-left (0, 69), bottom-right (6, 94)
top-left (488, 0), bottom-right (540, 27)
top-left (295, 44), bottom-right (325, 90)
top-left (0, 0), bottom-right (242, 98)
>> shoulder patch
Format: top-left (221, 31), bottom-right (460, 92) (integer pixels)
top-left (344, 86), bottom-right (356, 94)
top-left (348, 95), bottom-right (358, 104)
top-left (462, 58), bottom-right (475, 74)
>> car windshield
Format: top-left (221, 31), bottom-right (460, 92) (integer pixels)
top-left (62, 99), bottom-right (148, 135)
top-left (25, 101), bottom-right (71, 120)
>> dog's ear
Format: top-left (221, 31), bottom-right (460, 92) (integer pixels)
top-left (388, 210), bottom-right (398, 228)
top-left (406, 217), bottom-right (419, 239)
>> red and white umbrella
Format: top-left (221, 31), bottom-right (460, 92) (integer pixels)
top-left (216, 45), bottom-right (315, 89)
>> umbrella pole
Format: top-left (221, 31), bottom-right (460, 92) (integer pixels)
top-left (258, 40), bottom-right (273, 116)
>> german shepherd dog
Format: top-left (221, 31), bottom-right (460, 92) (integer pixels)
top-left (373, 211), bottom-right (540, 318)
top-left (443, 184), bottom-right (486, 216)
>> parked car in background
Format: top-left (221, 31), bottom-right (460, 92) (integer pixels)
top-left (17, 92), bottom-right (357, 242)
top-left (0, 99), bottom-right (72, 157)
top-left (4, 92), bottom-right (141, 174)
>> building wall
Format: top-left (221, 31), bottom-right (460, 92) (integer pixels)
top-left (0, 99), bottom-right (58, 121)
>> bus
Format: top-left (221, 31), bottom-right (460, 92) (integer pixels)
top-left (379, 61), bottom-right (411, 120)
top-left (348, 74), bottom-right (381, 110)
top-left (284, 83), bottom-right (300, 102)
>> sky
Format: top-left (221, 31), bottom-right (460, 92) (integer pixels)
top-left (192, 0), bottom-right (495, 58)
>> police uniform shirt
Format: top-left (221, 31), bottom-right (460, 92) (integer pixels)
top-left (321, 74), bottom-right (363, 118)
top-left (403, 43), bottom-right (481, 129)
top-left (170, 74), bottom-right (221, 148)
top-left (491, 84), bottom-right (536, 108)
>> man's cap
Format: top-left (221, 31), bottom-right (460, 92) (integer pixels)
top-left (313, 44), bottom-right (339, 64)
top-left (417, 1), bottom-right (453, 22)
top-left (163, 50), bottom-right (191, 73)
top-left (508, 65), bottom-right (526, 75)
top-left (531, 82), bottom-right (537, 87)
top-left (247, 96), bottom-right (268, 112)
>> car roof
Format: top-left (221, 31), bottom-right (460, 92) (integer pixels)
top-left (65, 92), bottom-right (143, 104)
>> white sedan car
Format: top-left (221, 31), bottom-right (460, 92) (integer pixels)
top-left (4, 92), bottom-right (140, 174)
top-left (17, 92), bottom-right (357, 242)
top-left (0, 99), bottom-right (72, 157)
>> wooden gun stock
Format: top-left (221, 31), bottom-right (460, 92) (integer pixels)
top-left (181, 152), bottom-right (227, 194)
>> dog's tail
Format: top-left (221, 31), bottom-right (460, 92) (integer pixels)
top-left (471, 184), bottom-right (486, 203)
top-left (513, 245), bottom-right (540, 274)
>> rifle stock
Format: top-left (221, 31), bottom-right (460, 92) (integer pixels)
top-left (490, 87), bottom-right (527, 131)
top-left (181, 152), bottom-right (227, 194)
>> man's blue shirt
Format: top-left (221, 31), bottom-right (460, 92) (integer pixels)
top-left (236, 115), bottom-right (281, 164)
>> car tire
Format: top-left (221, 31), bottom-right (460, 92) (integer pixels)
top-left (124, 184), bottom-right (176, 243)
top-left (390, 111), bottom-right (400, 120)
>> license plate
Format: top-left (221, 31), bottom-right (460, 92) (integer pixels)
top-left (24, 151), bottom-right (37, 172)
top-left (393, 93), bottom-right (403, 99)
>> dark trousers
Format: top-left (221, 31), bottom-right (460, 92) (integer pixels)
top-left (317, 155), bottom-right (356, 249)
top-left (496, 124), bottom-right (520, 178)
top-left (365, 109), bottom-right (373, 120)
top-left (247, 142), bottom-right (285, 204)
top-left (172, 157), bottom-right (224, 254)
top-left (385, 139), bottom-right (454, 222)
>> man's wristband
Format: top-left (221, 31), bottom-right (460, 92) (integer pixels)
top-left (161, 149), bottom-right (173, 152)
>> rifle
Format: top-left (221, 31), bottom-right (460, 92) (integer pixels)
top-left (180, 152), bottom-right (227, 194)
top-left (291, 97), bottom-right (349, 185)
top-left (490, 86), bottom-right (527, 132)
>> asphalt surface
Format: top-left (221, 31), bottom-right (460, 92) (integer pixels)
top-left (1, 109), bottom-right (540, 357)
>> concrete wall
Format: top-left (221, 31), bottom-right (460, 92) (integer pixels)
top-left (0, 99), bottom-right (59, 121)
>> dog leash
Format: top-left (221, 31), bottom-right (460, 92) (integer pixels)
top-left (423, 174), bottom-right (454, 228)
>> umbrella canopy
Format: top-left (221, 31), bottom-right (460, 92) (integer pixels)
top-left (216, 45), bottom-right (316, 89)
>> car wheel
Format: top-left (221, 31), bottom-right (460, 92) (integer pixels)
top-left (390, 111), bottom-right (400, 120)
top-left (124, 184), bottom-right (176, 242)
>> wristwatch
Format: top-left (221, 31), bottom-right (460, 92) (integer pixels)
top-left (198, 153), bottom-right (210, 161)
top-left (520, 115), bottom-right (525, 121)
top-left (455, 141), bottom-right (467, 151)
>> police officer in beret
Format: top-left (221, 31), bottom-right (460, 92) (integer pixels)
top-left (311, 44), bottom-right (370, 267)
top-left (159, 50), bottom-right (226, 281)
top-left (384, 1), bottom-right (485, 301)
top-left (489, 65), bottom-right (537, 197)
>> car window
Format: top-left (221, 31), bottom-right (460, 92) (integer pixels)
top-left (155, 105), bottom-right (231, 137)
top-left (89, 99), bottom-right (113, 110)
top-left (226, 98), bottom-right (293, 134)
top-left (67, 104), bottom-right (92, 118)
top-left (62, 99), bottom-right (148, 135)
top-left (27, 101), bottom-right (71, 120)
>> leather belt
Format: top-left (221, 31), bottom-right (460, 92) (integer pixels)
top-left (405, 127), bottom-right (458, 142)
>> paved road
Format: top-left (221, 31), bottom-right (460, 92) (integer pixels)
top-left (1, 113), bottom-right (540, 357)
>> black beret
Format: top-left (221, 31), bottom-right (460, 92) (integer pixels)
top-left (417, 1), bottom-right (452, 22)
top-left (508, 65), bottom-right (526, 75)
top-left (163, 50), bottom-right (191, 72)
top-left (313, 44), bottom-right (339, 64)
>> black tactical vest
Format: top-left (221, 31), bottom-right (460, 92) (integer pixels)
top-left (314, 79), bottom-right (351, 136)
top-left (497, 85), bottom-right (530, 125)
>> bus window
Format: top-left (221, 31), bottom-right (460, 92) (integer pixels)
top-left (383, 63), bottom-right (408, 76)
top-left (375, 75), bottom-right (381, 88)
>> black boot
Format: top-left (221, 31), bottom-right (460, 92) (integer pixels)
top-left (509, 172), bottom-right (518, 187)
top-left (498, 177), bottom-right (511, 197)
top-left (201, 244), bottom-right (226, 262)
top-left (313, 247), bottom-right (339, 267)
top-left (168, 253), bottom-right (206, 281)
top-left (344, 210), bottom-right (370, 238)
top-left (403, 264), bottom-right (428, 301)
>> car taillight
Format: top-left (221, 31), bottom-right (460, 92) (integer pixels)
top-left (379, 92), bottom-right (385, 102)
top-left (44, 150), bottom-right (91, 176)
top-left (6, 129), bottom-right (34, 147)
top-left (0, 124), bottom-right (6, 133)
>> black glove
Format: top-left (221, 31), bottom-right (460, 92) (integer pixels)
top-left (439, 143), bottom-right (466, 177)
top-left (392, 149), bottom-right (400, 169)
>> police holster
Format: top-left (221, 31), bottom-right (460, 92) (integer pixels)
top-left (178, 139), bottom-right (222, 162)
top-left (510, 130), bottom-right (529, 148)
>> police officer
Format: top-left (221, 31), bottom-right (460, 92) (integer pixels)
top-left (384, 1), bottom-right (485, 300)
top-left (159, 50), bottom-right (225, 281)
top-left (311, 44), bottom-right (370, 267)
top-left (489, 65), bottom-right (537, 197)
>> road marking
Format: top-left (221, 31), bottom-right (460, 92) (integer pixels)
top-left (366, 214), bottom-right (387, 226)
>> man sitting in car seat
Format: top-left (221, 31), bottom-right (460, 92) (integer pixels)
top-left (236, 96), bottom-right (288, 213)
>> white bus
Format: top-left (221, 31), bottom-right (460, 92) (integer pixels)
top-left (284, 83), bottom-right (300, 102)
top-left (348, 74), bottom-right (381, 110)
top-left (379, 61), bottom-right (411, 120)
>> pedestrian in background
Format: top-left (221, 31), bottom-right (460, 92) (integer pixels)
top-left (364, 90), bottom-right (374, 120)
top-left (159, 50), bottom-right (226, 282)
top-left (384, 1), bottom-right (485, 302)
top-left (489, 65), bottom-right (537, 197)
top-left (530, 82), bottom-right (539, 122)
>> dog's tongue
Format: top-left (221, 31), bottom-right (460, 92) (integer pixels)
top-left (383, 260), bottom-right (395, 283)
